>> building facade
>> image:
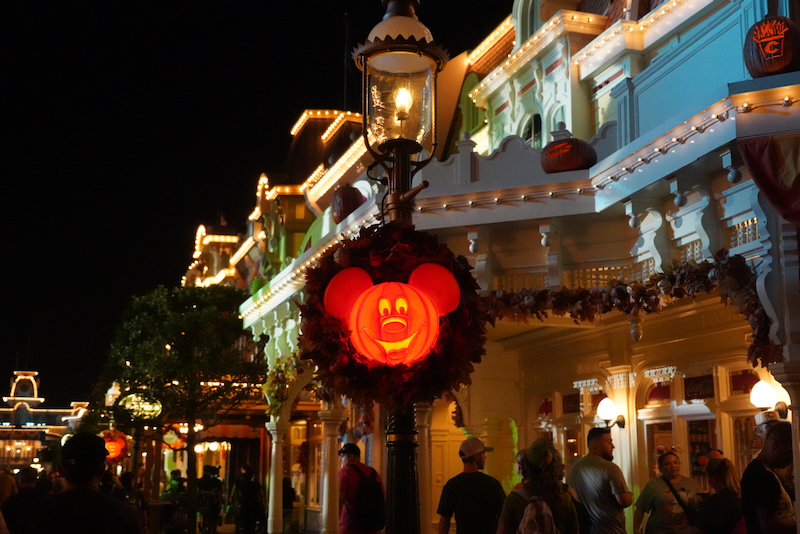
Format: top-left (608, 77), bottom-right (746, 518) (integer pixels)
top-left (182, 0), bottom-right (800, 532)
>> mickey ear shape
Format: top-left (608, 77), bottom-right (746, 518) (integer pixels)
top-left (408, 263), bottom-right (460, 315)
top-left (324, 267), bottom-right (374, 322)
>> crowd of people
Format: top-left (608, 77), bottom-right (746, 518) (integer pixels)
top-left (0, 434), bottom-right (272, 534)
top-left (435, 420), bottom-right (796, 534)
top-left (0, 417), bottom-right (796, 534)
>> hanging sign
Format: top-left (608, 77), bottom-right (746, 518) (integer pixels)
top-left (119, 393), bottom-right (163, 420)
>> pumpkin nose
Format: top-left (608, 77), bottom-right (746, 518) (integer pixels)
top-left (381, 316), bottom-right (407, 333)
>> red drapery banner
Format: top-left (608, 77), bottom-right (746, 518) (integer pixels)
top-left (738, 134), bottom-right (800, 226)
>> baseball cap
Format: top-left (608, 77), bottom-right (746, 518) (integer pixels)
top-left (338, 443), bottom-right (361, 456)
top-left (459, 437), bottom-right (493, 458)
top-left (525, 438), bottom-right (552, 470)
top-left (755, 410), bottom-right (780, 426)
top-left (61, 433), bottom-right (109, 470)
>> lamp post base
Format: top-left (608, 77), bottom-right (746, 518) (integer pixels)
top-left (385, 404), bottom-right (420, 534)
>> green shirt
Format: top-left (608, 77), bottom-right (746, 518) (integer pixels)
top-left (635, 476), bottom-right (700, 534)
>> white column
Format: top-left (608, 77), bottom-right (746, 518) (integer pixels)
top-left (266, 420), bottom-right (289, 534)
top-left (416, 403), bottom-right (433, 534)
top-left (319, 403), bottom-right (345, 534)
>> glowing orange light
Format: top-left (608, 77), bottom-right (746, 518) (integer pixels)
top-left (104, 438), bottom-right (125, 459)
top-left (324, 264), bottom-right (460, 366)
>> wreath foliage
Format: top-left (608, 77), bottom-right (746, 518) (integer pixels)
top-left (263, 351), bottom-right (319, 417)
top-left (298, 222), bottom-right (487, 408)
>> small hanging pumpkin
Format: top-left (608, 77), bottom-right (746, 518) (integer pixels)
top-left (331, 183), bottom-right (365, 224)
top-left (540, 123), bottom-right (597, 174)
top-left (743, 4), bottom-right (800, 78)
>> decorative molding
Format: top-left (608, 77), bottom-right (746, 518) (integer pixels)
top-left (644, 366), bottom-right (677, 382)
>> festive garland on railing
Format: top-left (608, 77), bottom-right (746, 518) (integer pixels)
top-left (482, 249), bottom-right (782, 368)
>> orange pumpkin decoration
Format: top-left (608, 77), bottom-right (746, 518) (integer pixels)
top-left (104, 437), bottom-right (126, 460)
top-left (744, 11), bottom-right (800, 78)
top-left (541, 137), bottom-right (597, 174)
top-left (324, 263), bottom-right (460, 366)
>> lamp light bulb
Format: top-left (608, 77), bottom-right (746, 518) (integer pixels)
top-left (750, 379), bottom-right (777, 410)
top-left (395, 88), bottom-right (412, 115)
top-left (596, 397), bottom-right (618, 421)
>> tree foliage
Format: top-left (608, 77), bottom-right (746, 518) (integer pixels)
top-left (102, 285), bottom-right (264, 497)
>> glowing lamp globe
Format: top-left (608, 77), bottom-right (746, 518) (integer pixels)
top-left (750, 379), bottom-right (777, 409)
top-left (324, 263), bottom-right (459, 366)
top-left (596, 397), bottom-right (618, 422)
top-left (353, 0), bottom-right (448, 151)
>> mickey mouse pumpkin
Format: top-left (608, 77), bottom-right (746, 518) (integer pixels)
top-left (324, 263), bottom-right (460, 366)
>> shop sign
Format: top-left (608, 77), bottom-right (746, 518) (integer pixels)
top-left (562, 393), bottom-right (580, 414)
top-left (684, 375), bottom-right (715, 400)
top-left (119, 393), bottom-right (163, 420)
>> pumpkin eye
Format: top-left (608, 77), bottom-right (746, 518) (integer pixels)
top-left (396, 297), bottom-right (408, 315)
top-left (379, 298), bottom-right (391, 316)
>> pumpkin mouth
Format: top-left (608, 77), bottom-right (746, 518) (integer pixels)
top-left (364, 328), bottom-right (419, 358)
top-left (380, 316), bottom-right (408, 332)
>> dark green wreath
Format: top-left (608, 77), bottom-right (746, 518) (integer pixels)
top-left (298, 222), bottom-right (487, 408)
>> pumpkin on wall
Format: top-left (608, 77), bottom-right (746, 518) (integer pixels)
top-left (540, 123), bottom-right (597, 174)
top-left (743, 7), bottom-right (800, 78)
top-left (331, 183), bottom-right (366, 224)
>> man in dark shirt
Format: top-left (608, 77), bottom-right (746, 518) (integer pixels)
top-left (741, 421), bottom-right (795, 534)
top-left (437, 437), bottom-right (506, 534)
top-left (21, 432), bottom-right (142, 534)
top-left (1, 468), bottom-right (43, 534)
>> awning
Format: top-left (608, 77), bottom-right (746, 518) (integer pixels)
top-left (197, 424), bottom-right (261, 440)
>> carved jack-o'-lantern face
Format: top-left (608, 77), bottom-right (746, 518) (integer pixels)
top-left (104, 438), bottom-right (125, 459)
top-left (324, 263), bottom-right (460, 366)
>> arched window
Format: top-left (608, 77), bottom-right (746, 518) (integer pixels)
top-left (552, 106), bottom-right (566, 131)
top-left (522, 114), bottom-right (543, 148)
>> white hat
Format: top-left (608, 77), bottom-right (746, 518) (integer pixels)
top-left (755, 410), bottom-right (780, 426)
top-left (459, 437), bottom-right (493, 458)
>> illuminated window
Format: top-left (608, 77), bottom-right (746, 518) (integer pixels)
top-left (522, 114), bottom-right (543, 149)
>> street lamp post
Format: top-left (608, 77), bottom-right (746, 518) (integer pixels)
top-left (353, 2), bottom-right (448, 533)
top-left (354, 0), bottom-right (448, 226)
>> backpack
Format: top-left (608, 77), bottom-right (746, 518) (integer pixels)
top-left (346, 464), bottom-right (385, 532)
top-left (513, 488), bottom-right (561, 534)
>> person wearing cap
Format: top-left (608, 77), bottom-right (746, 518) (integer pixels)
top-left (337, 443), bottom-right (384, 534)
top-left (437, 437), bottom-right (506, 534)
top-left (566, 427), bottom-right (632, 534)
top-left (497, 438), bottom-right (578, 534)
top-left (741, 421), bottom-right (795, 534)
top-left (21, 432), bottom-right (142, 534)
top-left (754, 410), bottom-right (781, 440)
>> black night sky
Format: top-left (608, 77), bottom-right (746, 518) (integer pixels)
top-left (2, 2), bottom-right (512, 406)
